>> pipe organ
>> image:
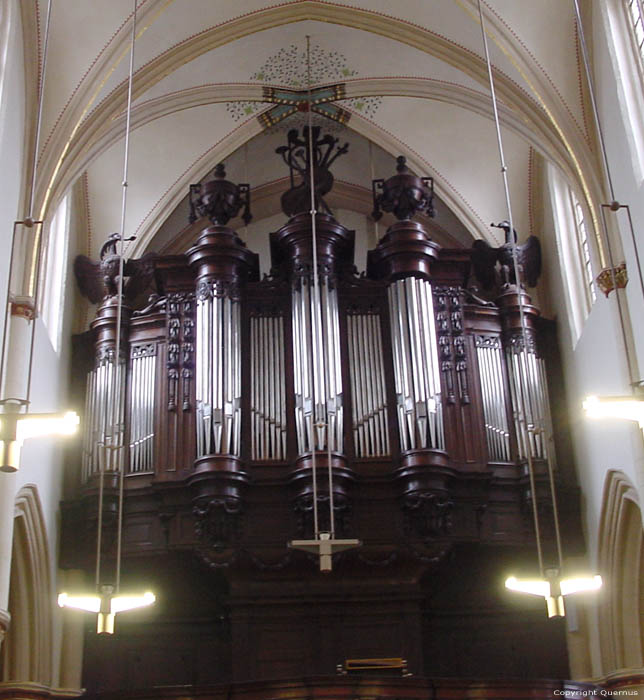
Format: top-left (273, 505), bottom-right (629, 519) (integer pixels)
top-left (250, 310), bottom-right (287, 461)
top-left (387, 276), bottom-right (443, 453)
top-left (475, 335), bottom-right (511, 462)
top-left (194, 281), bottom-right (243, 457)
top-left (66, 129), bottom-right (579, 687)
top-left (291, 271), bottom-right (343, 456)
top-left (347, 307), bottom-right (389, 458)
top-left (127, 343), bottom-right (157, 473)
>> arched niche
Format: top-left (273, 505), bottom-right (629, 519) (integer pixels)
top-left (597, 470), bottom-right (644, 673)
top-left (1, 484), bottom-right (53, 685)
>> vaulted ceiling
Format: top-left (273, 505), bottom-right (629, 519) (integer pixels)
top-left (23, 0), bottom-right (602, 271)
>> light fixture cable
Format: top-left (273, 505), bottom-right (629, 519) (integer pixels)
top-left (305, 35), bottom-right (324, 538)
top-left (477, 0), bottom-right (564, 575)
top-left (0, 0), bottom-right (52, 407)
top-left (95, 0), bottom-right (138, 593)
top-left (114, 0), bottom-right (139, 594)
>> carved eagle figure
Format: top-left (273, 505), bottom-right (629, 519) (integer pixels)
top-left (74, 233), bottom-right (158, 304)
top-left (471, 221), bottom-right (541, 290)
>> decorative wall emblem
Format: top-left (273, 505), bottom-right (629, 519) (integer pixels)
top-left (596, 262), bottom-right (628, 297)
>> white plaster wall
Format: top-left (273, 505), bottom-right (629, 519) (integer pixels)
top-left (0, 0), bottom-right (24, 328)
top-left (592, 0), bottom-right (644, 517)
top-left (533, 1), bottom-right (644, 678)
top-left (0, 1), bottom-right (81, 686)
top-left (0, 0), bottom-right (25, 659)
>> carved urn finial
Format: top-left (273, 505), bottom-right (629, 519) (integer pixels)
top-left (372, 155), bottom-right (435, 222)
top-left (276, 127), bottom-right (349, 218)
top-left (188, 163), bottom-right (252, 227)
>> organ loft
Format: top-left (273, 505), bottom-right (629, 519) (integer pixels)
top-left (63, 125), bottom-right (584, 693)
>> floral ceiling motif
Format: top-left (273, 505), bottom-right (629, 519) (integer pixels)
top-left (226, 44), bottom-right (381, 128)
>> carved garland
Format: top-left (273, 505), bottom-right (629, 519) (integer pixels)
top-left (166, 292), bottom-right (195, 412)
top-left (433, 286), bottom-right (469, 405)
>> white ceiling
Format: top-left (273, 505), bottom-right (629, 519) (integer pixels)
top-left (26, 0), bottom-right (597, 262)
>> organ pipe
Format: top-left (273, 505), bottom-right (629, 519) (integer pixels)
top-left (195, 282), bottom-right (242, 457)
top-left (81, 352), bottom-right (126, 483)
top-left (127, 343), bottom-right (157, 473)
top-left (82, 300), bottom-right (131, 484)
top-left (292, 274), bottom-right (343, 456)
top-left (506, 336), bottom-right (552, 462)
top-left (387, 277), bottom-right (444, 452)
top-left (347, 310), bottom-right (390, 457)
top-left (475, 336), bottom-right (511, 461)
top-left (250, 312), bottom-right (287, 461)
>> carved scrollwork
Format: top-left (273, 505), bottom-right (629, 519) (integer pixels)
top-left (132, 293), bottom-right (167, 317)
top-left (96, 345), bottom-right (127, 364)
top-left (433, 286), bottom-right (468, 405)
top-left (506, 329), bottom-right (538, 355)
top-left (403, 492), bottom-right (453, 540)
top-left (166, 292), bottom-right (196, 411)
top-left (293, 493), bottom-right (351, 538)
top-left (291, 260), bottom-right (335, 284)
top-left (196, 279), bottom-right (241, 301)
top-left (193, 497), bottom-right (244, 551)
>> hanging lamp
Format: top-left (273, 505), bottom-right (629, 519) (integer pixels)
top-left (58, 0), bottom-right (155, 632)
top-left (476, 0), bottom-right (601, 616)
top-left (0, 0), bottom-right (79, 471)
top-left (287, 36), bottom-right (360, 572)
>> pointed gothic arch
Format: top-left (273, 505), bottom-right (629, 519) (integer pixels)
top-left (597, 470), bottom-right (644, 673)
top-left (1, 484), bottom-right (53, 685)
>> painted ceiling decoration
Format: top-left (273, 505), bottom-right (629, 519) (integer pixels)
top-left (226, 43), bottom-right (381, 129)
top-left (257, 84), bottom-right (351, 128)
top-left (20, 0), bottom-right (601, 275)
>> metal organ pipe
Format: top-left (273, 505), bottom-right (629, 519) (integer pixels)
top-left (387, 277), bottom-right (444, 452)
top-left (250, 311), bottom-right (287, 461)
top-left (127, 344), bottom-right (157, 474)
top-left (475, 336), bottom-right (510, 462)
top-left (82, 303), bottom-right (131, 484)
top-left (505, 337), bottom-right (552, 463)
top-left (186, 169), bottom-right (258, 524)
top-left (194, 283), bottom-right (243, 458)
top-left (292, 274), bottom-right (343, 457)
top-left (347, 310), bottom-right (390, 458)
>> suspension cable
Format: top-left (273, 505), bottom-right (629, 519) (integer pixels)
top-left (305, 36), bottom-right (321, 538)
top-left (477, 0), bottom-right (562, 574)
top-left (113, 0), bottom-right (138, 593)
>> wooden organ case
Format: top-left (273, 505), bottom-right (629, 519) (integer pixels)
top-left (64, 132), bottom-right (582, 693)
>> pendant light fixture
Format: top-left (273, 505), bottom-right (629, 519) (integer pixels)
top-left (288, 36), bottom-right (360, 572)
top-left (58, 0), bottom-right (155, 631)
top-left (476, 0), bottom-right (601, 616)
top-left (0, 0), bottom-right (80, 472)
